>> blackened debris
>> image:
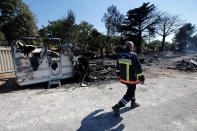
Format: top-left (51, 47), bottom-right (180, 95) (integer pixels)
top-left (176, 59), bottom-right (197, 72)
top-left (51, 62), bottom-right (58, 70)
top-left (30, 56), bottom-right (39, 71)
top-left (16, 41), bottom-right (36, 56)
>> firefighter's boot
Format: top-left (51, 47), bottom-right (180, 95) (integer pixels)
top-left (130, 102), bottom-right (140, 109)
top-left (112, 104), bottom-right (120, 117)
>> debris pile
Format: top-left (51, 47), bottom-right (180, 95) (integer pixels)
top-left (89, 60), bottom-right (117, 81)
top-left (138, 52), bottom-right (165, 66)
top-left (176, 58), bottom-right (197, 72)
top-left (73, 58), bottom-right (118, 87)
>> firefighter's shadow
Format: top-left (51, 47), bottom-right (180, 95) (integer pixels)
top-left (77, 108), bottom-right (131, 131)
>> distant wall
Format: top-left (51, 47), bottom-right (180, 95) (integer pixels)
top-left (0, 46), bottom-right (14, 73)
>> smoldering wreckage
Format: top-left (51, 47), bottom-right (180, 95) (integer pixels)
top-left (139, 52), bottom-right (197, 72)
top-left (11, 36), bottom-right (112, 88)
top-left (10, 36), bottom-right (197, 88)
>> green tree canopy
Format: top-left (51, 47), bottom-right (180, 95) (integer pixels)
top-left (174, 23), bottom-right (196, 52)
top-left (147, 40), bottom-right (161, 51)
top-left (102, 5), bottom-right (124, 36)
top-left (0, 31), bottom-right (8, 46)
top-left (156, 12), bottom-right (181, 51)
top-left (122, 2), bottom-right (160, 53)
top-left (0, 0), bottom-right (38, 43)
top-left (39, 10), bottom-right (77, 43)
top-left (89, 29), bottom-right (106, 57)
top-left (77, 21), bottom-right (93, 47)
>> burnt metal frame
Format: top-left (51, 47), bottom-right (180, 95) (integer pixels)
top-left (11, 36), bottom-right (63, 88)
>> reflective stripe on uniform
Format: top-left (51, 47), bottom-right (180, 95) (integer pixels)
top-left (131, 97), bottom-right (136, 100)
top-left (120, 98), bottom-right (127, 105)
top-left (116, 70), bottom-right (120, 72)
top-left (131, 97), bottom-right (135, 102)
top-left (137, 72), bottom-right (143, 80)
top-left (119, 78), bottom-right (140, 84)
top-left (118, 61), bottom-right (132, 65)
top-left (118, 59), bottom-right (132, 62)
top-left (126, 64), bottom-right (130, 81)
top-left (118, 59), bottom-right (132, 81)
top-left (137, 73), bottom-right (143, 77)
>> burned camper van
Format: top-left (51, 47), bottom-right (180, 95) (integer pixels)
top-left (11, 37), bottom-right (73, 87)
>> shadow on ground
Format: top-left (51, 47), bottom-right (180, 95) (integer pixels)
top-left (0, 76), bottom-right (79, 94)
top-left (0, 73), bottom-right (117, 94)
top-left (77, 107), bottom-right (132, 131)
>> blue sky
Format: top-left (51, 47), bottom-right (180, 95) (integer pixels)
top-left (23, 0), bottom-right (197, 41)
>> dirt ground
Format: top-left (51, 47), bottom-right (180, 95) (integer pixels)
top-left (0, 54), bottom-right (197, 131)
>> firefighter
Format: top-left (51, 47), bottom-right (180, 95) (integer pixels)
top-left (112, 41), bottom-right (145, 117)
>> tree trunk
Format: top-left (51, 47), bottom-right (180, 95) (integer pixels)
top-left (100, 47), bottom-right (104, 65)
top-left (161, 35), bottom-right (166, 51)
top-left (120, 33), bottom-right (124, 48)
top-left (136, 33), bottom-right (142, 54)
top-left (106, 36), bottom-right (110, 56)
top-left (100, 47), bottom-right (104, 58)
top-left (179, 42), bottom-right (186, 53)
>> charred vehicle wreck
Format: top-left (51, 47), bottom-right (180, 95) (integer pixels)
top-left (11, 37), bottom-right (73, 88)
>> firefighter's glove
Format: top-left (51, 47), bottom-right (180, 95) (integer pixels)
top-left (137, 73), bottom-right (145, 82)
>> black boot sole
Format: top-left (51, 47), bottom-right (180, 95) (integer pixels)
top-left (130, 104), bottom-right (140, 109)
top-left (112, 107), bottom-right (120, 117)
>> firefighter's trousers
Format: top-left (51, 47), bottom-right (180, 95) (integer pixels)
top-left (119, 84), bottom-right (136, 107)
